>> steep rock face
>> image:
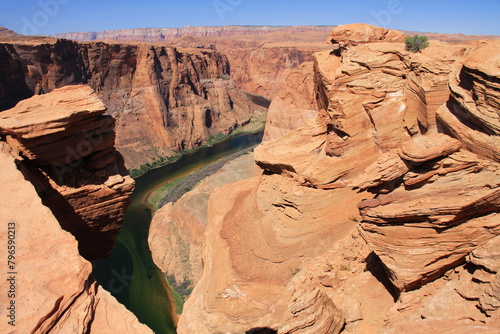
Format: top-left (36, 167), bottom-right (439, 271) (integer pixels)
top-left (0, 85), bottom-right (134, 260)
top-left (437, 40), bottom-right (500, 162)
top-left (224, 47), bottom-right (319, 99)
top-left (263, 61), bottom-right (319, 140)
top-left (0, 144), bottom-right (151, 334)
top-left (0, 38), bottom-right (261, 168)
top-left (170, 36), bottom-right (333, 103)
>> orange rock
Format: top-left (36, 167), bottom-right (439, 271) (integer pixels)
top-left (359, 148), bottom-right (500, 291)
top-left (177, 175), bottom-right (367, 333)
top-left (398, 133), bottom-right (462, 163)
top-left (0, 145), bottom-right (151, 334)
top-left (263, 62), bottom-right (320, 140)
top-left (328, 23), bottom-right (406, 44)
top-left (437, 40), bottom-right (500, 162)
top-left (0, 85), bottom-right (134, 260)
top-left (149, 153), bottom-right (262, 287)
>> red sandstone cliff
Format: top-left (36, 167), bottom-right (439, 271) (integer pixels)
top-left (0, 86), bottom-right (150, 333)
top-left (148, 24), bottom-right (500, 333)
top-left (53, 25), bottom-right (335, 42)
top-left (0, 37), bottom-right (263, 168)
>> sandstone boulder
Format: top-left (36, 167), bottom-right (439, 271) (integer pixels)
top-left (328, 23), bottom-right (406, 44)
top-left (398, 133), bottom-right (462, 163)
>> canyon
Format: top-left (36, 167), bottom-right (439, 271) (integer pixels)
top-left (1, 21), bottom-right (499, 334)
top-left (0, 35), bottom-right (265, 169)
top-left (149, 24), bottom-right (500, 333)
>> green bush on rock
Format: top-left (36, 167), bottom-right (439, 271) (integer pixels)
top-left (405, 34), bottom-right (429, 52)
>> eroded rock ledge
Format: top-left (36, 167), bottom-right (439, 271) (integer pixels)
top-left (0, 86), bottom-right (150, 333)
top-left (0, 85), bottom-right (134, 259)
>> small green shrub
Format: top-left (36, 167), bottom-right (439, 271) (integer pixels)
top-left (405, 34), bottom-right (429, 52)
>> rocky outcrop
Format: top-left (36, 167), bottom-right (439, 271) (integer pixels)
top-left (358, 41), bottom-right (500, 292)
top-left (358, 143), bottom-right (500, 291)
top-left (437, 40), bottom-right (500, 162)
top-left (0, 26), bottom-right (20, 38)
top-left (0, 142), bottom-right (150, 333)
top-left (0, 85), bottom-right (134, 260)
top-left (168, 25), bottom-right (500, 333)
top-left (255, 40), bottom-right (465, 187)
top-left (0, 38), bottom-right (262, 168)
top-left (328, 23), bottom-right (406, 44)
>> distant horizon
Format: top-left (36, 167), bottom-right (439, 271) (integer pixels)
top-left (1, 0), bottom-right (499, 37)
top-left (47, 24), bottom-right (498, 38)
top-left (4, 24), bottom-right (500, 39)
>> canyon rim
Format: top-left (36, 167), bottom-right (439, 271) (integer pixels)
top-left (0, 14), bottom-right (499, 334)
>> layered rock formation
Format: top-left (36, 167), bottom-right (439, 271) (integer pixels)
top-left (437, 40), bottom-right (500, 162)
top-left (55, 25), bottom-right (336, 100)
top-left (358, 40), bottom-right (500, 292)
top-left (0, 85), bottom-right (134, 260)
top-left (149, 24), bottom-right (500, 333)
top-left (0, 88), bottom-right (150, 332)
top-left (0, 37), bottom-right (262, 168)
top-left (256, 34), bottom-right (466, 187)
top-left (149, 153), bottom-right (262, 291)
top-left (54, 25), bottom-right (335, 42)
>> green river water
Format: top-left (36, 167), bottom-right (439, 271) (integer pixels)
top-left (92, 130), bottom-right (264, 333)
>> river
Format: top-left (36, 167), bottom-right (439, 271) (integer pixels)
top-left (92, 130), bottom-right (264, 334)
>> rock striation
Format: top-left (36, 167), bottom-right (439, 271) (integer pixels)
top-left (0, 38), bottom-right (263, 168)
top-left (437, 40), bottom-right (500, 162)
top-left (255, 38), bottom-right (465, 187)
top-left (154, 25), bottom-right (500, 333)
top-left (358, 141), bottom-right (500, 292)
top-left (0, 85), bottom-right (134, 260)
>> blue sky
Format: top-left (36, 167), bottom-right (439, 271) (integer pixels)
top-left (0, 0), bottom-right (499, 36)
